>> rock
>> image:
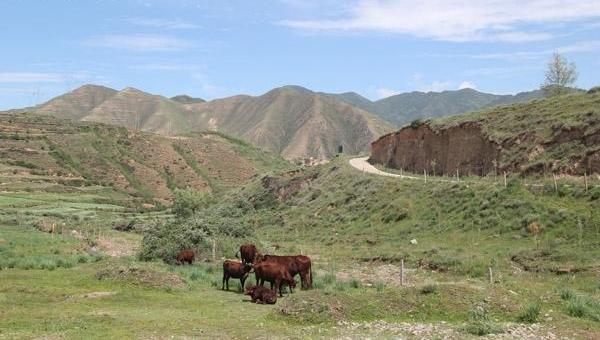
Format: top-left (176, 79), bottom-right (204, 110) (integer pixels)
top-left (410, 239), bottom-right (418, 245)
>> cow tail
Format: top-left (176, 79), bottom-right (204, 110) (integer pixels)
top-left (309, 263), bottom-right (313, 288)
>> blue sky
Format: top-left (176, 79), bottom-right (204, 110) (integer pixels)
top-left (1, 0), bottom-right (599, 109)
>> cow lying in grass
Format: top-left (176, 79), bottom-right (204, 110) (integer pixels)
top-left (222, 260), bottom-right (252, 292)
top-left (254, 261), bottom-right (296, 297)
top-left (245, 285), bottom-right (277, 304)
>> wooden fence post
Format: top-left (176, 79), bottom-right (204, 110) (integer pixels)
top-left (584, 172), bottom-right (588, 192)
top-left (488, 267), bottom-right (493, 284)
top-left (212, 239), bottom-right (216, 263)
top-left (424, 169), bottom-right (427, 183)
top-left (503, 172), bottom-right (507, 188)
top-left (456, 169), bottom-right (460, 182)
top-left (400, 259), bottom-right (405, 286)
top-left (553, 174), bottom-right (558, 193)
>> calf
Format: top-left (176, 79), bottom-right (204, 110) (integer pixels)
top-left (245, 285), bottom-right (277, 304)
top-left (258, 255), bottom-right (312, 289)
top-left (176, 249), bottom-right (196, 265)
top-left (222, 260), bottom-right (252, 292)
top-left (237, 244), bottom-right (260, 264)
top-left (254, 261), bottom-right (296, 297)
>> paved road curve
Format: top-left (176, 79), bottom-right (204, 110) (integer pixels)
top-left (348, 157), bottom-right (419, 179)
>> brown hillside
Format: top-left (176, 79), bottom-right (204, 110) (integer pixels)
top-left (0, 112), bottom-right (290, 204)
top-left (34, 84), bottom-right (117, 120)
top-left (25, 84), bottom-right (393, 161)
top-left (370, 91), bottom-right (600, 175)
top-left (186, 86), bottom-right (393, 160)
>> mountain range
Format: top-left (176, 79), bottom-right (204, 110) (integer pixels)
top-left (326, 88), bottom-right (545, 126)
top-left (9, 84), bottom-right (546, 160)
top-left (20, 84), bottom-right (392, 161)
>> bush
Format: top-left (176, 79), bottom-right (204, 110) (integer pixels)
top-left (139, 197), bottom-right (254, 263)
top-left (410, 119), bottom-right (424, 128)
top-left (565, 295), bottom-right (600, 321)
top-left (462, 303), bottom-right (503, 336)
top-left (420, 284), bottom-right (437, 294)
top-left (517, 302), bottom-right (541, 323)
top-left (560, 288), bottom-right (575, 301)
top-left (587, 86), bottom-right (600, 94)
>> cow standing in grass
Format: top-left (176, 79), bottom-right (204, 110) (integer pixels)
top-left (176, 249), bottom-right (196, 265)
top-left (258, 255), bottom-right (312, 289)
top-left (237, 244), bottom-right (260, 265)
top-left (222, 260), bottom-right (252, 292)
top-left (254, 261), bottom-right (296, 297)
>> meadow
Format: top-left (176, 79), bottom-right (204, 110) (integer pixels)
top-left (1, 157), bottom-right (599, 339)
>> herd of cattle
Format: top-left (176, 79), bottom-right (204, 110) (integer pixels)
top-left (177, 244), bottom-right (312, 305)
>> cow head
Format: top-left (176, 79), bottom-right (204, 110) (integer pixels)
top-left (243, 263), bottom-right (253, 274)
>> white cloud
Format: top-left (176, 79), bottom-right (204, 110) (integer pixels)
top-left (86, 34), bottom-right (192, 52)
top-left (375, 87), bottom-right (399, 98)
top-left (458, 81), bottom-right (477, 90)
top-left (421, 80), bottom-right (451, 92)
top-left (280, 0), bottom-right (600, 42)
top-left (128, 18), bottom-right (200, 29)
top-left (0, 72), bottom-right (63, 83)
top-left (472, 39), bottom-right (600, 59)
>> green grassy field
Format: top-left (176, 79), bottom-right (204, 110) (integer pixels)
top-left (1, 157), bottom-right (599, 339)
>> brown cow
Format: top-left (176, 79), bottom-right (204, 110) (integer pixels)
top-left (222, 260), bottom-right (252, 291)
top-left (254, 261), bottom-right (296, 297)
top-left (176, 249), bottom-right (196, 265)
top-left (258, 255), bottom-right (312, 289)
top-left (237, 244), bottom-right (260, 264)
top-left (245, 285), bottom-right (277, 304)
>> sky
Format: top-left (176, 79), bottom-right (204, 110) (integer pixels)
top-left (1, 0), bottom-right (599, 109)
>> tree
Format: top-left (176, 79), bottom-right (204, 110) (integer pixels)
top-left (542, 53), bottom-right (577, 96)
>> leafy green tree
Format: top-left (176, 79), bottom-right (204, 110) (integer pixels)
top-left (542, 53), bottom-right (577, 96)
top-left (171, 189), bottom-right (214, 218)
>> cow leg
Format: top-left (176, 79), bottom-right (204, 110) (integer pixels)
top-left (222, 274), bottom-right (226, 290)
top-left (226, 276), bottom-right (230, 291)
top-left (240, 277), bottom-right (245, 292)
top-left (276, 279), bottom-right (283, 297)
top-left (299, 272), bottom-right (307, 289)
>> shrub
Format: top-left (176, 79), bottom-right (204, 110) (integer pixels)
top-left (565, 295), bottom-right (600, 321)
top-left (349, 279), bottom-right (361, 289)
top-left (462, 303), bottom-right (503, 336)
top-left (420, 284), bottom-right (437, 294)
top-left (560, 288), bottom-right (575, 301)
top-left (587, 86), bottom-right (600, 94)
top-left (517, 302), bottom-right (541, 323)
top-left (375, 282), bottom-right (386, 292)
top-left (410, 119), bottom-right (424, 128)
top-left (139, 197), bottom-right (254, 263)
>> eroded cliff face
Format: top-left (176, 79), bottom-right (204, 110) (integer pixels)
top-left (370, 123), bottom-right (500, 176)
top-left (370, 122), bottom-right (600, 176)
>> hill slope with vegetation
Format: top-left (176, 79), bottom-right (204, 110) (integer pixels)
top-left (0, 112), bottom-right (290, 205)
top-left (138, 157), bottom-right (600, 337)
top-left (329, 88), bottom-right (545, 127)
top-left (371, 90), bottom-right (600, 176)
